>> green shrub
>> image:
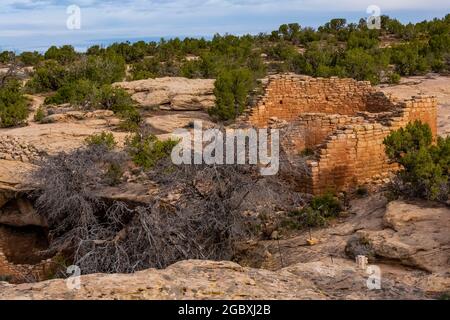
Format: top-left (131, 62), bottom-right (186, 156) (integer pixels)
top-left (85, 132), bottom-right (117, 150)
top-left (70, 53), bottom-right (126, 85)
top-left (126, 132), bottom-right (179, 169)
top-left (388, 72), bottom-right (401, 84)
top-left (438, 291), bottom-right (450, 300)
top-left (0, 274), bottom-right (12, 282)
top-left (130, 58), bottom-right (160, 80)
top-left (383, 121), bottom-right (449, 201)
top-left (19, 51), bottom-right (43, 66)
top-left (340, 48), bottom-right (379, 82)
top-left (27, 52), bottom-right (125, 94)
top-left (104, 41), bottom-right (149, 63)
top-left (45, 80), bottom-right (136, 115)
top-left (104, 162), bottom-right (123, 186)
top-left (34, 106), bottom-right (45, 122)
top-left (44, 45), bottom-right (78, 64)
top-left (95, 84), bottom-right (135, 114)
top-left (285, 193), bottom-right (342, 229)
top-left (399, 146), bottom-right (447, 200)
top-left (309, 192), bottom-right (343, 219)
top-left (0, 80), bottom-right (29, 128)
top-left (46, 79), bottom-right (139, 132)
top-left (356, 186), bottom-right (369, 197)
top-left (45, 79), bottom-right (98, 107)
top-left (0, 51), bottom-right (15, 64)
top-left (118, 108), bottom-right (142, 132)
top-left (209, 68), bottom-right (254, 121)
top-left (26, 60), bottom-right (68, 93)
top-left (300, 207), bottom-right (329, 228)
top-left (390, 43), bottom-right (430, 76)
top-left (384, 120), bottom-right (433, 162)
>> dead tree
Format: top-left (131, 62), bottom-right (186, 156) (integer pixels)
top-left (0, 58), bottom-right (23, 87)
top-left (32, 133), bottom-right (306, 275)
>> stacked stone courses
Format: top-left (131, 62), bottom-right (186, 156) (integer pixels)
top-left (240, 74), bottom-right (437, 194)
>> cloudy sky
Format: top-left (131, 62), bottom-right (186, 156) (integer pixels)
top-left (0, 0), bottom-right (449, 52)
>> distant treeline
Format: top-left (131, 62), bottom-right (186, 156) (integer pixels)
top-left (1, 15), bottom-right (449, 122)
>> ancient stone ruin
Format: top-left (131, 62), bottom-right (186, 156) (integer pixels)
top-left (0, 136), bottom-right (42, 163)
top-left (240, 74), bottom-right (437, 194)
top-left (0, 194), bottom-right (54, 283)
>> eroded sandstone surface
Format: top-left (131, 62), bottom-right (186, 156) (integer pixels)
top-left (237, 195), bottom-right (450, 296)
top-left (0, 259), bottom-right (432, 300)
top-left (0, 194), bottom-right (448, 299)
top-left (114, 77), bottom-right (215, 111)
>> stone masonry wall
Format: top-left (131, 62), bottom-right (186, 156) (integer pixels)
top-left (0, 227), bottom-right (54, 283)
top-left (280, 113), bottom-right (367, 155)
top-left (242, 74), bottom-right (438, 194)
top-left (0, 136), bottom-right (41, 163)
top-left (307, 96), bottom-right (437, 194)
top-left (246, 74), bottom-right (395, 127)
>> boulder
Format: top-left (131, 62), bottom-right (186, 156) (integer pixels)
top-left (41, 113), bottom-right (68, 123)
top-left (345, 201), bottom-right (450, 273)
top-left (133, 90), bottom-right (171, 107)
top-left (85, 110), bottom-right (115, 118)
top-left (0, 160), bottom-right (35, 191)
top-left (114, 77), bottom-right (215, 111)
top-left (0, 198), bottom-right (47, 228)
top-left (41, 110), bottom-right (115, 123)
top-left (0, 159), bottom-right (43, 227)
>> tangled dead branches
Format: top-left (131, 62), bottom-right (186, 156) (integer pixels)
top-left (31, 133), bottom-right (306, 275)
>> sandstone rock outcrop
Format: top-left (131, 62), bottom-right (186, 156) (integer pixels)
top-left (0, 259), bottom-right (430, 300)
top-left (0, 198), bottom-right (47, 228)
top-left (0, 159), bottom-right (51, 282)
top-left (144, 111), bottom-right (214, 134)
top-left (0, 159), bottom-right (33, 215)
top-left (346, 201), bottom-right (450, 273)
top-left (0, 159), bottom-right (35, 192)
top-left (114, 77), bottom-right (215, 111)
top-left (237, 195), bottom-right (450, 296)
top-left (41, 110), bottom-right (115, 124)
